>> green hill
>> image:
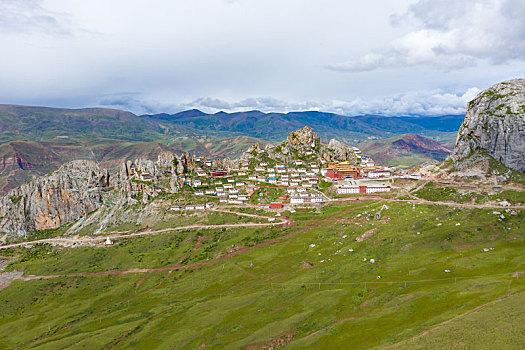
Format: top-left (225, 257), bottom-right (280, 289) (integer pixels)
top-left (0, 198), bottom-right (523, 348)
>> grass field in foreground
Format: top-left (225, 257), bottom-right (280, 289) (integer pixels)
top-left (0, 200), bottom-right (524, 349)
top-left (397, 290), bottom-right (525, 349)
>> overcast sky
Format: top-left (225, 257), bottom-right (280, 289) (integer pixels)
top-left (1, 0), bottom-right (524, 116)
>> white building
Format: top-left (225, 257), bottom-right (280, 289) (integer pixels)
top-left (291, 196), bottom-right (324, 204)
top-left (337, 185), bottom-right (391, 194)
top-left (337, 186), bottom-right (359, 194)
top-left (367, 170), bottom-right (391, 178)
top-left (366, 186), bottom-right (391, 193)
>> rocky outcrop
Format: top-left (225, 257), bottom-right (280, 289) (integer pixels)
top-left (327, 139), bottom-right (355, 162)
top-left (450, 79), bottom-right (525, 172)
top-left (0, 160), bottom-right (110, 235)
top-left (239, 126), bottom-right (357, 164)
top-left (118, 152), bottom-right (186, 202)
top-left (0, 150), bottom-right (194, 237)
top-left (287, 126), bottom-right (319, 151)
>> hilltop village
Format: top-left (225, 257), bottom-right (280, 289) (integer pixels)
top-left (0, 126), bottom-right (423, 237)
top-left (129, 127), bottom-right (410, 212)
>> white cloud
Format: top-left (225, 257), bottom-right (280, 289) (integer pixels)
top-left (100, 88), bottom-right (480, 117)
top-left (0, 0), bottom-right (73, 35)
top-left (327, 0), bottom-right (525, 71)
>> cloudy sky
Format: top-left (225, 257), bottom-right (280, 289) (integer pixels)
top-left (1, 0), bottom-right (524, 116)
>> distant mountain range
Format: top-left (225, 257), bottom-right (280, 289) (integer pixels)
top-left (360, 134), bottom-right (452, 168)
top-left (145, 109), bottom-right (464, 142)
top-left (0, 104), bottom-right (464, 192)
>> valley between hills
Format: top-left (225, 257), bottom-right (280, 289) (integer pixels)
top-left (0, 79), bottom-right (524, 349)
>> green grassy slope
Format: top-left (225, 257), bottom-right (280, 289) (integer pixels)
top-left (0, 200), bottom-right (523, 349)
top-left (397, 291), bottom-right (525, 349)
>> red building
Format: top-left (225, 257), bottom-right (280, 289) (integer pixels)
top-left (326, 168), bottom-right (342, 179)
top-left (326, 162), bottom-right (360, 179)
top-left (210, 170), bottom-right (227, 177)
top-left (269, 203), bottom-right (283, 210)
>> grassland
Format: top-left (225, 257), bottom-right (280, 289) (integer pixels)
top-left (0, 198), bottom-right (524, 349)
top-left (396, 290), bottom-right (525, 349)
top-left (413, 181), bottom-right (525, 205)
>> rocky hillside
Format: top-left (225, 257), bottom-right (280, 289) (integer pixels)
top-left (361, 134), bottom-right (451, 167)
top-left (239, 126), bottom-right (357, 164)
top-left (450, 79), bottom-right (525, 173)
top-left (0, 161), bottom-right (110, 235)
top-left (0, 151), bottom-right (196, 237)
top-left (0, 126), bottom-right (359, 238)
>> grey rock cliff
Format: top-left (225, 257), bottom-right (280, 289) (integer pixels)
top-left (0, 160), bottom-right (110, 235)
top-left (450, 79), bottom-right (525, 172)
top-left (239, 126), bottom-right (357, 164)
top-left (0, 151), bottom-right (192, 237)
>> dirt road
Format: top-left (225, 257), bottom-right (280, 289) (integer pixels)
top-left (0, 209), bottom-right (289, 250)
top-left (6, 205), bottom-right (360, 281)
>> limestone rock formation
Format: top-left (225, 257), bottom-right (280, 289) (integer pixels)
top-left (118, 152), bottom-right (186, 201)
top-left (286, 126), bottom-right (319, 151)
top-left (0, 160), bottom-right (110, 235)
top-left (450, 79), bottom-right (525, 172)
top-left (0, 151), bottom-right (194, 237)
top-left (326, 139), bottom-right (356, 163)
top-left (239, 126), bottom-right (357, 164)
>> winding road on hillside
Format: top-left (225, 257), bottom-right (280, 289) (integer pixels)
top-left (0, 209), bottom-right (290, 250)
top-left (1, 205), bottom-right (361, 284)
top-left (2, 190), bottom-right (522, 251)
